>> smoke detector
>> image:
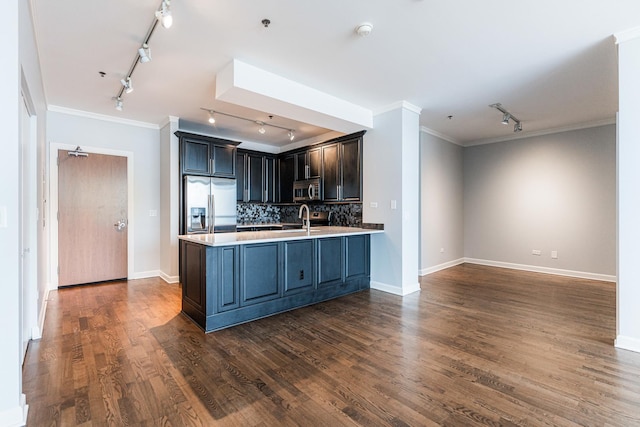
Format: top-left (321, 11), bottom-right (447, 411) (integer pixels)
top-left (355, 22), bottom-right (373, 37)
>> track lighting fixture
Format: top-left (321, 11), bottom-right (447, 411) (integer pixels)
top-left (200, 108), bottom-right (298, 140)
top-left (155, 0), bottom-right (172, 29)
top-left (138, 44), bottom-right (151, 63)
top-left (120, 77), bottom-right (133, 94)
top-left (489, 103), bottom-right (523, 133)
top-left (111, 0), bottom-right (173, 109)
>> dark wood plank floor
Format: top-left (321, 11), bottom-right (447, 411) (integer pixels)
top-left (23, 264), bottom-right (640, 426)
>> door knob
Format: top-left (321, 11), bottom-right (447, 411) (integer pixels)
top-left (114, 219), bottom-right (127, 231)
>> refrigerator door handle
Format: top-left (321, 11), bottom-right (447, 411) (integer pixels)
top-left (209, 193), bottom-right (215, 234)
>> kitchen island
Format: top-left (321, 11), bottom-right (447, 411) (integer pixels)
top-left (179, 226), bottom-right (383, 332)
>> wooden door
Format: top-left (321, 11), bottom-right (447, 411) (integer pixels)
top-left (58, 150), bottom-right (127, 286)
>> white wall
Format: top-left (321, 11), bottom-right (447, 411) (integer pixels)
top-left (420, 131), bottom-right (464, 274)
top-left (616, 32), bottom-right (640, 353)
top-left (463, 125), bottom-right (616, 278)
top-left (1, 0), bottom-right (25, 424)
top-left (159, 117), bottom-right (180, 282)
top-left (47, 111), bottom-right (162, 278)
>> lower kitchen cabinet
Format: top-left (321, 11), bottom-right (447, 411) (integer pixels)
top-left (180, 235), bottom-right (370, 332)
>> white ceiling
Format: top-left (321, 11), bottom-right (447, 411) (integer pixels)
top-left (30, 0), bottom-right (640, 148)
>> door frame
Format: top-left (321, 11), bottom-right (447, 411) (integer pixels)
top-left (49, 143), bottom-right (134, 289)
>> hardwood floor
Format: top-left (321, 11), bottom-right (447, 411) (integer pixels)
top-left (23, 264), bottom-right (640, 426)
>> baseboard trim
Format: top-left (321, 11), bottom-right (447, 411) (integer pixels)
top-left (0, 393), bottom-right (28, 427)
top-left (35, 287), bottom-right (50, 340)
top-left (159, 271), bottom-right (180, 284)
top-left (419, 258), bottom-right (465, 276)
top-left (615, 335), bottom-right (640, 354)
top-left (129, 270), bottom-right (162, 280)
top-left (464, 258), bottom-right (617, 282)
top-left (370, 281), bottom-right (421, 296)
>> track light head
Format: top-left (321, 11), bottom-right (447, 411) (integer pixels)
top-left (155, 0), bottom-right (172, 28)
top-left (288, 131), bottom-right (295, 141)
top-left (208, 111), bottom-right (216, 124)
top-left (501, 113), bottom-right (511, 125)
top-left (138, 44), bottom-right (151, 63)
top-left (514, 122), bottom-right (522, 132)
top-left (115, 97), bottom-right (123, 111)
top-left (120, 77), bottom-right (133, 94)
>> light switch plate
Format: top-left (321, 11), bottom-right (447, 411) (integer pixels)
top-left (391, 200), bottom-right (397, 210)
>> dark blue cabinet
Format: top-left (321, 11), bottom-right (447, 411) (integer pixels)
top-left (180, 234), bottom-right (371, 332)
top-left (284, 240), bottom-right (315, 295)
top-left (241, 243), bottom-right (280, 304)
top-left (317, 237), bottom-right (343, 287)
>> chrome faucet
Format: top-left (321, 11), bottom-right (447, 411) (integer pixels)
top-left (298, 203), bottom-right (310, 234)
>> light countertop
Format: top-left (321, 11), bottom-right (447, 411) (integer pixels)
top-left (178, 226), bottom-right (384, 247)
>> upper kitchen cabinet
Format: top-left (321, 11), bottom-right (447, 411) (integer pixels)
top-left (339, 136), bottom-right (362, 201)
top-left (322, 132), bottom-right (364, 202)
top-left (295, 147), bottom-right (321, 180)
top-left (237, 149), bottom-right (277, 203)
top-left (177, 131), bottom-right (239, 178)
top-left (278, 154), bottom-right (295, 203)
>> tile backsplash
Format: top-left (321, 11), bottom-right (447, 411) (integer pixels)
top-left (237, 203), bottom-right (362, 227)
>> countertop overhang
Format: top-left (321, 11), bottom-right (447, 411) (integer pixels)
top-left (178, 226), bottom-right (383, 247)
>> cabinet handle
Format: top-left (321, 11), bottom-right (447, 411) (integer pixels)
top-left (209, 158), bottom-right (214, 174)
top-left (305, 164), bottom-right (310, 179)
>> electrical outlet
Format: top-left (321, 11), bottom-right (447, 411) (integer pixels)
top-left (532, 249), bottom-right (541, 256)
top-left (299, 270), bottom-right (304, 280)
top-left (551, 251), bottom-right (558, 259)
top-left (370, 202), bottom-right (378, 208)
top-left (149, 209), bottom-right (158, 217)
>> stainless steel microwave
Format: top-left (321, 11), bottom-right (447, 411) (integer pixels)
top-left (293, 178), bottom-right (322, 202)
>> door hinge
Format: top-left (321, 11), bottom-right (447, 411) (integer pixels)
top-left (57, 211), bottom-right (60, 221)
top-left (57, 156), bottom-right (60, 166)
top-left (57, 265), bottom-right (59, 275)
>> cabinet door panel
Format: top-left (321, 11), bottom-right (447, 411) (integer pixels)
top-left (212, 145), bottom-right (236, 178)
top-left (247, 154), bottom-right (263, 202)
top-left (341, 138), bottom-right (361, 201)
top-left (322, 144), bottom-right (340, 201)
top-left (308, 148), bottom-right (321, 178)
top-left (242, 243), bottom-right (280, 304)
top-left (317, 237), bottom-right (343, 287)
top-left (218, 246), bottom-right (239, 311)
top-left (279, 155), bottom-right (295, 203)
top-left (264, 156), bottom-right (276, 203)
top-left (345, 235), bottom-right (368, 279)
top-left (295, 152), bottom-right (307, 180)
top-left (183, 140), bottom-right (211, 175)
top-left (284, 240), bottom-right (315, 295)
top-left (236, 153), bottom-right (246, 201)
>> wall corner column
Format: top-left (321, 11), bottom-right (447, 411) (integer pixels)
top-left (159, 116), bottom-right (180, 283)
top-left (615, 28), bottom-right (640, 353)
top-left (363, 102), bottom-right (421, 296)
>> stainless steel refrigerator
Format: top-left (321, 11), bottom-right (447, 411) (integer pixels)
top-left (184, 176), bottom-right (237, 234)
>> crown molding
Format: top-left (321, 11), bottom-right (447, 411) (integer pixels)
top-left (615, 26), bottom-right (640, 44)
top-left (47, 105), bottom-right (160, 130)
top-left (420, 126), bottom-right (462, 146)
top-left (465, 117), bottom-right (616, 147)
top-left (373, 100), bottom-right (422, 116)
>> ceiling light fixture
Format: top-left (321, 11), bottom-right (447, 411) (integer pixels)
top-left (200, 108), bottom-right (297, 140)
top-left (489, 103), bottom-right (523, 133)
top-left (207, 111), bottom-right (216, 124)
top-left (111, 0), bottom-right (173, 111)
top-left (120, 77), bottom-right (133, 94)
top-left (155, 0), bottom-right (172, 29)
top-left (138, 44), bottom-right (151, 63)
top-left (355, 22), bottom-right (373, 37)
